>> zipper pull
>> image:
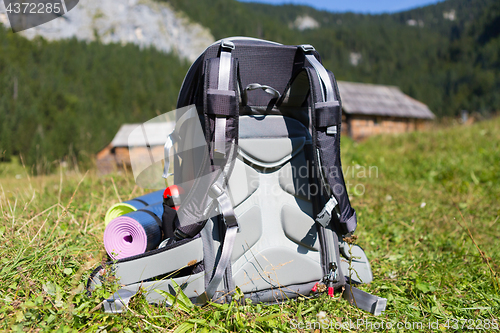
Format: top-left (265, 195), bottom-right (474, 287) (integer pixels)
top-left (328, 284), bottom-right (334, 298)
top-left (327, 262), bottom-right (338, 282)
top-left (325, 262), bottom-right (337, 297)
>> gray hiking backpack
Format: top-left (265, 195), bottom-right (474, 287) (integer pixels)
top-left (87, 37), bottom-right (387, 315)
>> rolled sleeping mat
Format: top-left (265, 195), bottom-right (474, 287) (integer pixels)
top-left (104, 190), bottom-right (164, 225)
top-left (104, 202), bottom-right (164, 260)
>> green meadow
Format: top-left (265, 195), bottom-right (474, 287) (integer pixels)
top-left (0, 118), bottom-right (499, 332)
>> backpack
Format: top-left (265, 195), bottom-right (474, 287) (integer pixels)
top-left (87, 37), bottom-right (387, 316)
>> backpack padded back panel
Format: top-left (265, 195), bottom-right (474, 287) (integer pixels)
top-left (227, 115), bottom-right (322, 301)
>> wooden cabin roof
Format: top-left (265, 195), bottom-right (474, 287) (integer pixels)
top-left (337, 81), bottom-right (435, 119)
top-left (110, 122), bottom-right (175, 148)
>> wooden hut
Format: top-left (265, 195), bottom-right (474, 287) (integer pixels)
top-left (97, 122), bottom-right (174, 175)
top-left (337, 81), bottom-right (435, 140)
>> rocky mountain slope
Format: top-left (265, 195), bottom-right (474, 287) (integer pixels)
top-left (0, 0), bottom-right (214, 62)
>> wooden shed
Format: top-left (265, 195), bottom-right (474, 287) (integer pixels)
top-left (97, 122), bottom-right (174, 175)
top-left (337, 81), bottom-right (435, 140)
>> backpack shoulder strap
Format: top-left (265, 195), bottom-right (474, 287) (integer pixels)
top-left (173, 40), bottom-right (240, 239)
top-left (171, 40), bottom-right (241, 303)
top-left (298, 44), bottom-right (357, 236)
top-left (204, 40), bottom-right (239, 158)
top-left (286, 45), bottom-right (386, 315)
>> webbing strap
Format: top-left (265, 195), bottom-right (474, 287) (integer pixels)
top-left (198, 145), bottom-right (239, 303)
top-left (162, 135), bottom-right (173, 178)
top-left (209, 183), bottom-right (238, 228)
top-left (103, 289), bottom-right (136, 313)
top-left (173, 135), bottom-right (237, 239)
top-left (214, 40), bottom-right (235, 158)
top-left (218, 46), bottom-right (232, 91)
top-left (214, 117), bottom-right (226, 156)
top-left (343, 284), bottom-right (387, 316)
top-left (198, 225), bottom-right (238, 303)
top-left (300, 44), bottom-right (334, 103)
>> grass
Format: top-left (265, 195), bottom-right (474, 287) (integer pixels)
top-left (1, 118), bottom-right (499, 332)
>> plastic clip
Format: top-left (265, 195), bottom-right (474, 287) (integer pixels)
top-left (316, 196), bottom-right (338, 227)
top-left (300, 44), bottom-right (315, 53)
top-left (221, 40), bottom-right (235, 51)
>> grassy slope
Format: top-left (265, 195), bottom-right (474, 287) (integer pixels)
top-left (0, 118), bottom-right (499, 331)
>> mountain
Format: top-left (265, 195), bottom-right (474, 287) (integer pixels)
top-left (0, 0), bottom-right (214, 62)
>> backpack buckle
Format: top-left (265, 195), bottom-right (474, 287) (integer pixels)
top-left (316, 208), bottom-right (331, 228)
top-left (300, 44), bottom-right (315, 53)
top-left (316, 196), bottom-right (338, 227)
top-left (220, 40), bottom-right (235, 51)
top-left (209, 183), bottom-right (224, 198)
top-left (326, 125), bottom-right (337, 135)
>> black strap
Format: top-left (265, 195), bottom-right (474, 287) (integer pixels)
top-left (162, 203), bottom-right (177, 240)
top-left (207, 89), bottom-right (238, 116)
top-left (315, 101), bottom-right (341, 128)
top-left (131, 198), bottom-right (148, 206)
top-left (138, 208), bottom-right (162, 230)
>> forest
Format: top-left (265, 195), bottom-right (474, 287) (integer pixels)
top-left (166, 0), bottom-right (500, 118)
top-left (0, 0), bottom-right (498, 169)
top-left (0, 30), bottom-right (189, 168)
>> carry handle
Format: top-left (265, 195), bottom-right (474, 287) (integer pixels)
top-left (241, 83), bottom-right (281, 108)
